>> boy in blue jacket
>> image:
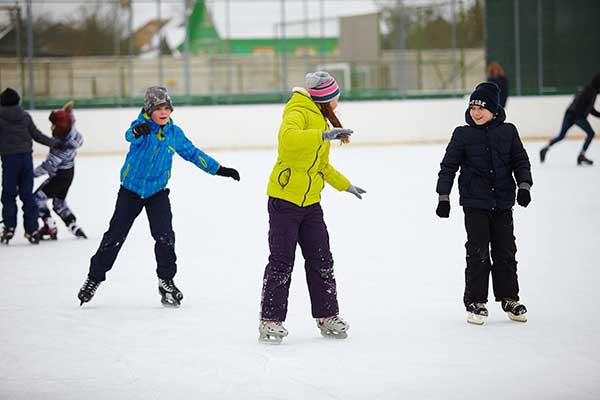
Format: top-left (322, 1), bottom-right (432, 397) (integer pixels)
top-left (435, 82), bottom-right (532, 325)
top-left (78, 86), bottom-right (240, 307)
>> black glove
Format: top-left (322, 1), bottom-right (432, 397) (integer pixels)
top-left (216, 166), bottom-right (240, 181)
top-left (436, 201), bottom-right (450, 218)
top-left (517, 188), bottom-right (531, 208)
top-left (132, 122), bottom-right (151, 138)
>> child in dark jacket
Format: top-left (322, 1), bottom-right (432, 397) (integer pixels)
top-left (33, 102), bottom-right (86, 240)
top-left (0, 88), bottom-right (63, 245)
top-left (540, 73), bottom-right (600, 165)
top-left (435, 82), bottom-right (533, 325)
top-left (78, 86), bottom-right (240, 308)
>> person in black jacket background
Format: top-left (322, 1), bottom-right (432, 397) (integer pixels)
top-left (540, 73), bottom-right (600, 166)
top-left (487, 62), bottom-right (509, 109)
top-left (0, 88), bottom-right (62, 244)
top-left (435, 82), bottom-right (532, 325)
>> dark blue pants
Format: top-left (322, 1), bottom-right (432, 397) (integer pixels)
top-left (463, 207), bottom-right (519, 307)
top-left (260, 197), bottom-right (339, 321)
top-left (1, 153), bottom-right (38, 233)
top-left (88, 186), bottom-right (176, 282)
top-left (549, 111), bottom-right (596, 152)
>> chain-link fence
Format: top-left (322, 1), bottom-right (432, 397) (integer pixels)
top-left (0, 0), bottom-right (597, 109)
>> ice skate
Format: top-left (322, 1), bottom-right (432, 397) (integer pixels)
top-left (39, 218), bottom-right (58, 240)
top-left (1, 227), bottom-right (15, 244)
top-left (258, 320), bottom-right (288, 344)
top-left (24, 230), bottom-right (40, 245)
top-left (78, 277), bottom-right (101, 306)
top-left (466, 303), bottom-right (488, 325)
top-left (316, 315), bottom-right (349, 339)
top-left (158, 278), bottom-right (183, 308)
top-left (577, 153), bottom-right (593, 166)
top-left (68, 222), bottom-right (87, 239)
top-left (539, 146), bottom-right (548, 163)
top-left (501, 299), bottom-right (527, 322)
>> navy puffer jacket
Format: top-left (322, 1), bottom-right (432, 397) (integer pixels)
top-left (436, 107), bottom-right (532, 210)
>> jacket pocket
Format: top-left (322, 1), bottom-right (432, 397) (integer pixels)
top-left (277, 167), bottom-right (291, 189)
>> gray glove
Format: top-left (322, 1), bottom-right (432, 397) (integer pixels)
top-left (346, 184), bottom-right (366, 199)
top-left (323, 128), bottom-right (353, 141)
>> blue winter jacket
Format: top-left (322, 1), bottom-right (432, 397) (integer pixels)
top-left (120, 111), bottom-right (220, 198)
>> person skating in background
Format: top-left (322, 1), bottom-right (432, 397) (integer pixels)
top-left (0, 87), bottom-right (67, 245)
top-left (540, 73), bottom-right (600, 166)
top-left (77, 86), bottom-right (240, 308)
top-left (486, 62), bottom-right (509, 109)
top-left (33, 102), bottom-right (87, 240)
top-left (259, 71), bottom-right (366, 344)
top-left (435, 82), bottom-right (532, 325)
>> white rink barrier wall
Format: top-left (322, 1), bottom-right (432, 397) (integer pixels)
top-left (30, 95), bottom-right (599, 155)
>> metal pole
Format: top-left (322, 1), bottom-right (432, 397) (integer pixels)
top-left (157, 0), bottom-right (163, 86)
top-left (184, 0), bottom-right (191, 100)
top-left (128, 0), bottom-right (134, 99)
top-left (114, 3), bottom-right (122, 100)
top-left (319, 0), bottom-right (325, 67)
top-left (280, 0), bottom-right (288, 93)
top-left (25, 0), bottom-right (34, 109)
top-left (450, 0), bottom-right (457, 91)
top-left (514, 0), bottom-right (521, 95)
top-left (537, 0), bottom-right (543, 94)
top-left (13, 6), bottom-right (23, 96)
top-left (303, 0), bottom-right (310, 72)
top-left (225, 0), bottom-right (232, 98)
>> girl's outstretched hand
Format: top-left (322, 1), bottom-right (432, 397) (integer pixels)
top-left (216, 166), bottom-right (240, 181)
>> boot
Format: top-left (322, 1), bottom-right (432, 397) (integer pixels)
top-left (78, 277), bottom-right (101, 306)
top-left (466, 303), bottom-right (488, 325)
top-left (68, 222), bottom-right (87, 239)
top-left (316, 315), bottom-right (349, 339)
top-left (539, 146), bottom-right (549, 163)
top-left (501, 299), bottom-right (527, 322)
top-left (1, 226), bottom-right (15, 244)
top-left (39, 217), bottom-right (58, 240)
top-left (258, 320), bottom-right (289, 344)
top-left (24, 230), bottom-right (41, 245)
top-left (577, 153), bottom-right (593, 166)
top-left (158, 278), bottom-right (183, 307)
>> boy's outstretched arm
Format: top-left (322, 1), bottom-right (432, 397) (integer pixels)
top-left (435, 128), bottom-right (464, 217)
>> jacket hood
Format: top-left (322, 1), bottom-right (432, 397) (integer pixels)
top-left (465, 106), bottom-right (506, 128)
top-left (136, 110), bottom-right (174, 132)
top-left (0, 105), bottom-right (26, 122)
top-left (284, 88), bottom-right (323, 117)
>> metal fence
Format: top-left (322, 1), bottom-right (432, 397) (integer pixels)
top-left (1, 0), bottom-right (596, 109)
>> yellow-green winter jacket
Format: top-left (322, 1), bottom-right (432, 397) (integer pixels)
top-left (267, 88), bottom-right (351, 207)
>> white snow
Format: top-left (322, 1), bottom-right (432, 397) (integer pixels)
top-left (1, 138), bottom-right (599, 399)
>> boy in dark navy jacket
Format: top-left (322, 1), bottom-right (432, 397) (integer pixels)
top-left (435, 82), bottom-right (533, 325)
top-left (78, 86), bottom-right (240, 308)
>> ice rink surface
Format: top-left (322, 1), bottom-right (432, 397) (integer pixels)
top-left (1, 139), bottom-right (599, 399)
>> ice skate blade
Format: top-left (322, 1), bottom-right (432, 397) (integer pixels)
top-left (161, 300), bottom-right (180, 308)
top-left (467, 313), bottom-right (487, 325)
top-left (507, 312), bottom-right (527, 322)
top-left (258, 334), bottom-right (284, 345)
top-left (320, 330), bottom-right (348, 339)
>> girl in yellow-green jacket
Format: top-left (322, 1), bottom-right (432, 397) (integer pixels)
top-left (259, 71), bottom-right (366, 344)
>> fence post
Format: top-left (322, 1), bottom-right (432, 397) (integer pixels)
top-left (513, 0), bottom-right (521, 95)
top-left (25, 0), bottom-right (34, 109)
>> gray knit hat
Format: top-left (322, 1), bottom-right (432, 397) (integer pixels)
top-left (143, 86), bottom-right (173, 116)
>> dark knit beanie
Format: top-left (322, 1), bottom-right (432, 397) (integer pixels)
top-left (469, 82), bottom-right (500, 115)
top-left (143, 86), bottom-right (173, 116)
top-left (0, 88), bottom-right (21, 106)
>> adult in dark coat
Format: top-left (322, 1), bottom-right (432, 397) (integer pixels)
top-left (0, 88), bottom-right (60, 244)
top-left (487, 62), bottom-right (509, 109)
top-left (540, 73), bottom-right (600, 165)
top-left (435, 82), bottom-right (532, 325)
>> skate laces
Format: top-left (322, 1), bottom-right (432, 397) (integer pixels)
top-left (81, 278), bottom-right (99, 294)
top-left (503, 300), bottom-right (519, 309)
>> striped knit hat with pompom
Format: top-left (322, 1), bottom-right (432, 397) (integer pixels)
top-left (305, 71), bottom-right (340, 103)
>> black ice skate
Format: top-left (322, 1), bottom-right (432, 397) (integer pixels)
top-left (501, 299), bottom-right (527, 322)
top-left (158, 278), bottom-right (183, 308)
top-left (539, 146), bottom-right (548, 163)
top-left (78, 278), bottom-right (101, 306)
top-left (1, 227), bottom-right (15, 244)
top-left (466, 303), bottom-right (488, 325)
top-left (577, 153), bottom-right (593, 166)
top-left (258, 320), bottom-right (289, 344)
top-left (24, 230), bottom-right (41, 245)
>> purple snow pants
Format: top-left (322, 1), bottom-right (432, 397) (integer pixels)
top-left (260, 197), bottom-right (339, 321)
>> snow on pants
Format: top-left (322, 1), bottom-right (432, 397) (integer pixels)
top-left (260, 197), bottom-right (339, 321)
top-left (88, 186), bottom-right (176, 282)
top-left (463, 207), bottom-right (520, 307)
top-left (1, 153), bottom-right (38, 233)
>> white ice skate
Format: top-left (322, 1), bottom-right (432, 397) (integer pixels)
top-left (258, 320), bottom-right (288, 344)
top-left (466, 303), bottom-right (488, 325)
top-left (317, 315), bottom-right (349, 339)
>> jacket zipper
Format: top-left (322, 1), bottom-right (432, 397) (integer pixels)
top-left (301, 144), bottom-right (322, 206)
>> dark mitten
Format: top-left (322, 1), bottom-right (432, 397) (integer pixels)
top-left (132, 122), bottom-right (151, 138)
top-left (517, 188), bottom-right (531, 207)
top-left (436, 201), bottom-right (450, 218)
top-left (216, 166), bottom-right (240, 181)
